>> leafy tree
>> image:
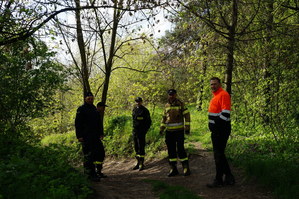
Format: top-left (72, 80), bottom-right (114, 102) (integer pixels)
top-left (55, 0), bottom-right (168, 110)
top-left (0, 38), bottom-right (66, 137)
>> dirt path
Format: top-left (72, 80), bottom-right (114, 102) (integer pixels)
top-left (92, 143), bottom-right (273, 199)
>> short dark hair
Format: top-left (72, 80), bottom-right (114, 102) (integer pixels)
top-left (210, 77), bottom-right (221, 83)
top-left (167, 89), bottom-right (177, 95)
top-left (135, 97), bottom-right (143, 102)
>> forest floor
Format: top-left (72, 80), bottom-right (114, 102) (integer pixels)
top-left (92, 142), bottom-right (274, 199)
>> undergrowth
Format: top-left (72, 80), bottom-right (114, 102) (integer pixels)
top-left (144, 179), bottom-right (202, 199)
top-left (0, 136), bottom-right (92, 199)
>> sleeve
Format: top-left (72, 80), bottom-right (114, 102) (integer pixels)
top-left (182, 103), bottom-right (191, 131)
top-left (75, 107), bottom-right (84, 139)
top-left (99, 112), bottom-right (104, 136)
top-left (145, 108), bottom-right (152, 130)
top-left (160, 107), bottom-right (167, 132)
top-left (220, 93), bottom-right (231, 122)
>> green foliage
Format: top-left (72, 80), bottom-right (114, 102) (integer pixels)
top-left (227, 136), bottom-right (299, 199)
top-left (0, 135), bottom-right (92, 199)
top-left (41, 132), bottom-right (82, 165)
top-left (144, 179), bottom-right (202, 199)
top-left (0, 39), bottom-right (67, 137)
top-left (103, 115), bottom-right (134, 157)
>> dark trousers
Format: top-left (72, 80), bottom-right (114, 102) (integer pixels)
top-left (133, 131), bottom-right (146, 156)
top-left (165, 130), bottom-right (187, 161)
top-left (209, 122), bottom-right (232, 181)
top-left (82, 140), bottom-right (105, 175)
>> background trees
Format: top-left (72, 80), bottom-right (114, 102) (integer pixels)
top-left (0, 39), bottom-right (66, 137)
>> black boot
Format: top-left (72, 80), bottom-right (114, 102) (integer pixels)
top-left (168, 162), bottom-right (179, 177)
top-left (133, 156), bottom-right (140, 170)
top-left (206, 179), bottom-right (223, 188)
top-left (84, 163), bottom-right (101, 182)
top-left (139, 157), bottom-right (145, 171)
top-left (224, 174), bottom-right (235, 185)
top-left (96, 164), bottom-right (107, 178)
top-left (182, 160), bottom-right (191, 176)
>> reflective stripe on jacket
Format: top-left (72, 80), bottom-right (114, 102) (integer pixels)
top-left (160, 98), bottom-right (190, 132)
top-left (208, 87), bottom-right (231, 124)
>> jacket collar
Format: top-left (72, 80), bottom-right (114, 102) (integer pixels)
top-left (212, 87), bottom-right (223, 96)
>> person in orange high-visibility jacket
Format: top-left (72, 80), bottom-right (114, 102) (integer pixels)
top-left (207, 77), bottom-right (235, 188)
top-left (160, 89), bottom-right (191, 177)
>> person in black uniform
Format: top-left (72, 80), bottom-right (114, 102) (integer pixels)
top-left (75, 92), bottom-right (103, 182)
top-left (132, 97), bottom-right (152, 171)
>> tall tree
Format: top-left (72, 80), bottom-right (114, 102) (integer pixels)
top-left (175, 0), bottom-right (261, 94)
top-left (55, 0), bottom-right (166, 106)
top-left (0, 38), bottom-right (66, 137)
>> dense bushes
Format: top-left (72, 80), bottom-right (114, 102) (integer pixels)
top-left (0, 136), bottom-right (92, 199)
top-left (226, 137), bottom-right (299, 199)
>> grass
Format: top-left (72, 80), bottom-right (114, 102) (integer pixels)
top-left (144, 179), bottom-right (202, 199)
top-left (227, 137), bottom-right (299, 199)
top-left (39, 105), bottom-right (298, 199)
top-left (0, 137), bottom-right (93, 199)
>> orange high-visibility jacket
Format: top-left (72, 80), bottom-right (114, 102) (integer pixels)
top-left (160, 98), bottom-right (190, 132)
top-left (208, 87), bottom-right (231, 124)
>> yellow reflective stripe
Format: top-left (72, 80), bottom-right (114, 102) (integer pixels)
top-left (169, 158), bottom-right (177, 162)
top-left (93, 161), bottom-right (103, 165)
top-left (160, 123), bottom-right (166, 127)
top-left (183, 110), bottom-right (189, 115)
top-left (139, 155), bottom-right (145, 158)
top-left (179, 157), bottom-right (188, 162)
top-left (165, 106), bottom-right (181, 111)
top-left (137, 117), bottom-right (144, 120)
top-left (185, 122), bottom-right (190, 125)
top-left (167, 125), bottom-right (184, 130)
top-left (167, 122), bottom-right (184, 127)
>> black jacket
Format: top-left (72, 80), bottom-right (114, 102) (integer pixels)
top-left (132, 105), bottom-right (152, 132)
top-left (75, 103), bottom-right (103, 142)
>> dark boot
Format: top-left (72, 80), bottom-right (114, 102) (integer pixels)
top-left (139, 157), bottom-right (145, 171)
top-left (182, 160), bottom-right (191, 176)
top-left (84, 162), bottom-right (100, 181)
top-left (206, 179), bottom-right (223, 188)
top-left (168, 162), bottom-right (179, 177)
top-left (224, 174), bottom-right (235, 185)
top-left (96, 164), bottom-right (107, 178)
top-left (133, 156), bottom-right (140, 170)
top-left (86, 168), bottom-right (101, 182)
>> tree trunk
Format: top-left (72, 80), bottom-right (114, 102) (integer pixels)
top-left (262, 0), bottom-right (274, 125)
top-left (101, 2), bottom-right (121, 104)
top-left (225, 0), bottom-right (238, 95)
top-left (75, 0), bottom-right (90, 100)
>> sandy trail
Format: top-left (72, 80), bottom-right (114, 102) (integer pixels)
top-left (92, 143), bottom-right (273, 199)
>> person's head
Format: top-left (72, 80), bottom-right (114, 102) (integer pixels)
top-left (96, 102), bottom-right (108, 112)
top-left (167, 89), bottom-right (177, 102)
top-left (84, 92), bottom-right (94, 104)
top-left (210, 77), bottom-right (222, 92)
top-left (135, 97), bottom-right (143, 106)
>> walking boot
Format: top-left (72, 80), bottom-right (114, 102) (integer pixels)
top-left (133, 156), bottom-right (140, 170)
top-left (96, 164), bottom-right (107, 178)
top-left (86, 169), bottom-right (101, 182)
top-left (206, 179), bottom-right (223, 188)
top-left (139, 157), bottom-right (145, 171)
top-left (182, 160), bottom-right (191, 176)
top-left (168, 162), bottom-right (179, 177)
top-left (224, 174), bottom-right (235, 185)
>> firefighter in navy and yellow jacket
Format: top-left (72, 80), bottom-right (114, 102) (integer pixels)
top-left (160, 89), bottom-right (191, 177)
